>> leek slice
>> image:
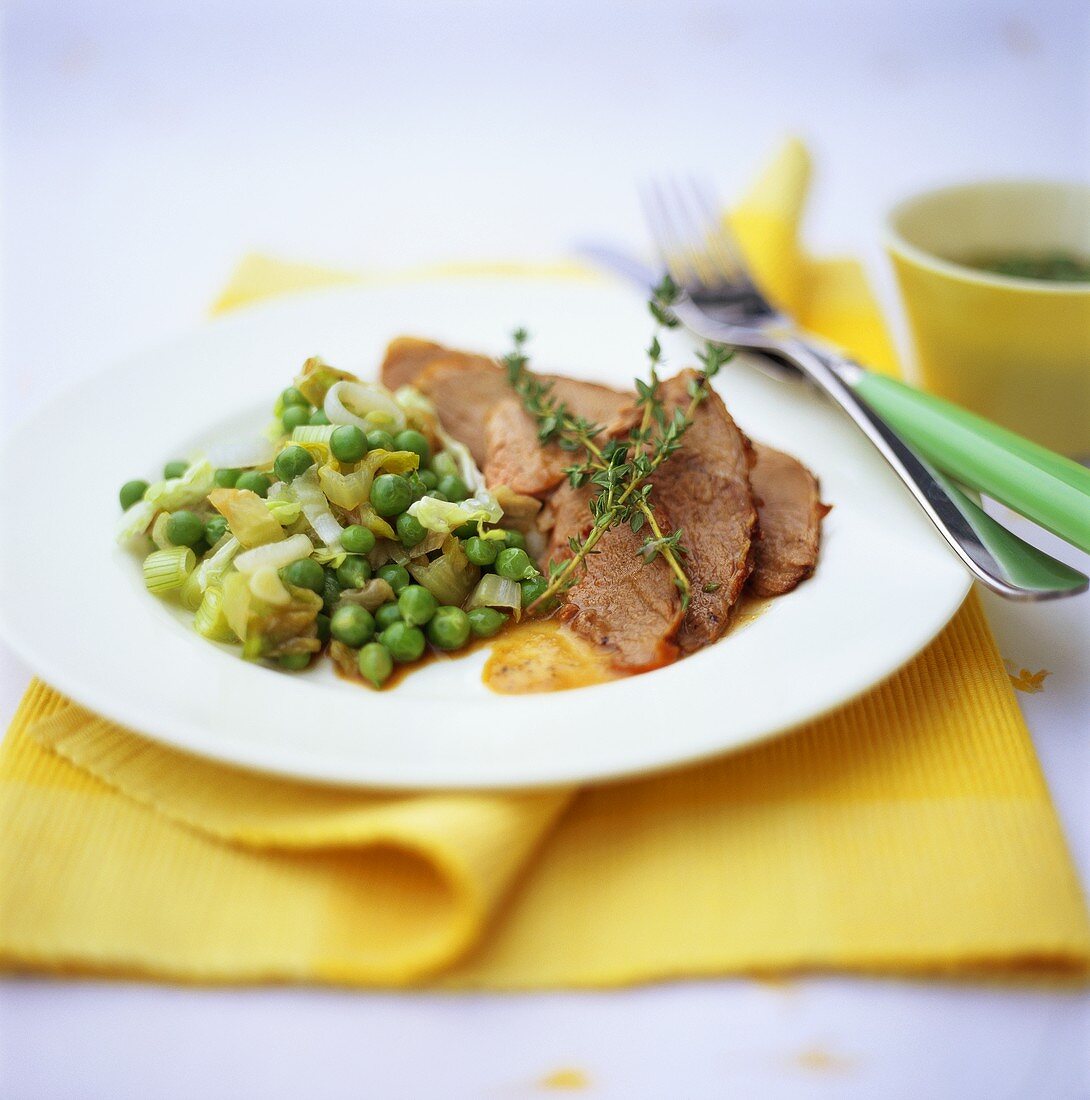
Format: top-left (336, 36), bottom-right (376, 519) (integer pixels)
top-left (325, 381), bottom-right (406, 433)
top-left (407, 537), bottom-right (479, 606)
top-left (266, 498), bottom-right (302, 526)
top-left (408, 492), bottom-right (502, 537)
top-left (234, 532), bottom-right (314, 575)
top-left (209, 488), bottom-right (285, 548)
top-left (144, 457), bottom-right (215, 512)
top-left (466, 573), bottom-right (522, 620)
top-left (117, 499), bottom-right (158, 546)
top-left (295, 356), bottom-right (359, 406)
top-left (143, 547), bottom-right (195, 595)
top-left (194, 584), bottom-right (237, 642)
top-left (291, 467), bottom-right (344, 548)
top-left (291, 424), bottom-right (337, 447)
top-left (248, 566), bottom-right (292, 606)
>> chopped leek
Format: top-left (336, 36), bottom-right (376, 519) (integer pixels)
top-left (295, 356), bottom-right (359, 406)
top-left (324, 380), bottom-right (406, 434)
top-left (143, 547), bottom-right (196, 595)
top-left (209, 488), bottom-right (285, 548)
top-left (407, 537), bottom-right (479, 606)
top-left (144, 457), bottom-right (215, 512)
top-left (117, 498), bottom-right (158, 546)
top-left (291, 424), bottom-right (338, 447)
top-left (234, 532), bottom-right (314, 575)
top-left (291, 467), bottom-right (344, 547)
top-left (408, 492), bottom-right (503, 537)
top-left (266, 498), bottom-right (303, 526)
top-left (248, 566), bottom-right (292, 606)
top-left (194, 584), bottom-right (237, 642)
top-left (466, 573), bottom-right (523, 620)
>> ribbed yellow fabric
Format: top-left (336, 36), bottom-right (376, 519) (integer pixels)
top-left (1, 141), bottom-right (1087, 986)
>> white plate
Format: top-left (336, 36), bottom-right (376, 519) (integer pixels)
top-left (0, 277), bottom-right (969, 789)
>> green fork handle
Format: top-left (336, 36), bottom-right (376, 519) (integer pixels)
top-left (848, 370), bottom-right (1090, 553)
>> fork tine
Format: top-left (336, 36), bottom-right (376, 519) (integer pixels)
top-left (664, 177), bottom-right (725, 290)
top-left (685, 177), bottom-right (753, 288)
top-left (639, 180), bottom-right (693, 289)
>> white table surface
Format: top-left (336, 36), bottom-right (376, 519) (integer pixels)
top-left (2, 2), bottom-right (1089, 1096)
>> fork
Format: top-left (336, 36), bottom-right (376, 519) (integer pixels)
top-left (635, 178), bottom-right (1090, 600)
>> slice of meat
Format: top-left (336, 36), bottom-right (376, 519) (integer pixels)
top-left (413, 358), bottom-right (510, 465)
top-left (409, 347), bottom-right (630, 472)
top-left (559, 523), bottom-right (682, 673)
top-left (379, 338), bottom-right (487, 392)
top-left (537, 480), bottom-right (595, 566)
top-left (484, 399), bottom-right (568, 497)
top-left (649, 371), bottom-right (758, 653)
top-left (748, 443), bottom-right (828, 597)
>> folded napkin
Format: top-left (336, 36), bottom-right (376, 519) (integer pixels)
top-left (2, 141), bottom-right (1087, 987)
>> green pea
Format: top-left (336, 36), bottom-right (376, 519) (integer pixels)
top-left (341, 524), bottom-right (376, 555)
top-left (213, 468), bottom-right (241, 489)
top-left (322, 568), bottom-right (343, 613)
top-left (464, 536), bottom-right (499, 566)
top-left (453, 522), bottom-right (478, 539)
top-left (418, 469), bottom-right (439, 491)
top-left (437, 474), bottom-right (470, 502)
top-left (366, 429), bottom-right (396, 452)
top-left (119, 479), bottom-right (149, 510)
top-left (374, 602), bottom-right (402, 630)
top-left (382, 621), bottom-right (426, 663)
top-left (397, 512), bottom-right (427, 548)
top-left (370, 474), bottom-right (413, 517)
top-left (496, 546), bottom-right (536, 581)
top-left (358, 642), bottom-right (393, 688)
top-left (309, 408), bottom-right (331, 426)
top-left (521, 576), bottom-right (557, 614)
top-left (204, 515), bottom-right (229, 545)
top-left (281, 557), bottom-right (325, 594)
top-left (235, 471), bottom-right (271, 497)
top-left (501, 529), bottom-right (527, 551)
top-left (336, 554), bottom-right (372, 589)
top-left (376, 563), bottom-right (411, 595)
top-left (163, 460), bottom-right (188, 479)
top-left (316, 613), bottom-right (331, 645)
top-left (274, 444), bottom-right (315, 483)
top-left (281, 404), bottom-right (311, 433)
top-left (467, 607), bottom-right (508, 638)
top-left (280, 386), bottom-right (308, 409)
top-left (431, 452), bottom-right (459, 480)
top-left (330, 424), bottom-right (367, 463)
top-left (398, 584), bottom-right (438, 626)
top-left (278, 652), bottom-right (311, 670)
top-left (394, 429), bottom-right (430, 464)
top-left (166, 510), bottom-right (204, 548)
top-left (330, 604), bottom-right (376, 647)
top-left (427, 490), bottom-right (450, 503)
top-left (427, 606), bottom-right (471, 651)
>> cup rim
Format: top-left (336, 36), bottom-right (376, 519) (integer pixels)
top-left (884, 178), bottom-right (1090, 296)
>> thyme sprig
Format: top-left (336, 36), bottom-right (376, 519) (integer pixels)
top-left (503, 277), bottom-right (733, 613)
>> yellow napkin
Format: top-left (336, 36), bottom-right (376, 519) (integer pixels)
top-left (2, 142), bottom-right (1087, 987)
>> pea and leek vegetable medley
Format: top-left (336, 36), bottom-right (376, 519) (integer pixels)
top-left (117, 357), bottom-right (548, 688)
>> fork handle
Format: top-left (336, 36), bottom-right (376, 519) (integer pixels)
top-left (843, 368), bottom-right (1090, 552)
top-left (778, 338), bottom-right (1088, 598)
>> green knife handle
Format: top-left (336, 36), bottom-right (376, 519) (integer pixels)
top-left (849, 371), bottom-right (1090, 553)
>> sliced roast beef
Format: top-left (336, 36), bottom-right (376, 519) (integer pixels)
top-left (649, 371), bottom-right (758, 653)
top-left (379, 338), bottom-right (487, 392)
top-left (484, 399), bottom-right (569, 497)
top-left (537, 480), bottom-right (595, 565)
top-left (382, 336), bottom-right (630, 477)
top-left (748, 443), bottom-right (828, 597)
top-left (559, 522), bottom-right (682, 672)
